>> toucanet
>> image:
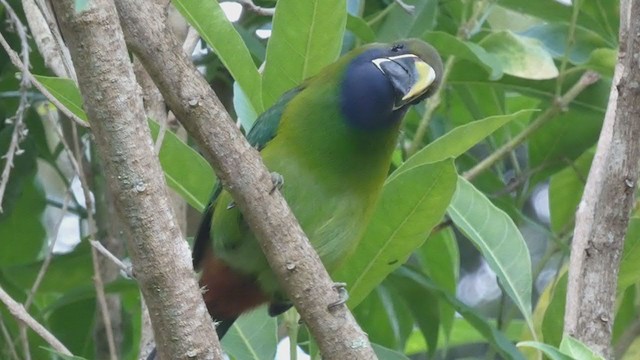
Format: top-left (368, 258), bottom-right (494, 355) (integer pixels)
top-left (193, 39), bottom-right (443, 338)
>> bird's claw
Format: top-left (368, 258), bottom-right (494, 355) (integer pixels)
top-left (328, 282), bottom-right (349, 311)
top-left (226, 201), bottom-right (236, 210)
top-left (270, 172), bottom-right (284, 194)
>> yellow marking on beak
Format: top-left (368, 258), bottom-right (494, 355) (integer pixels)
top-left (402, 61), bottom-right (436, 101)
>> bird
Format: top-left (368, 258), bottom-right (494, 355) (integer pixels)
top-left (193, 38), bottom-right (443, 339)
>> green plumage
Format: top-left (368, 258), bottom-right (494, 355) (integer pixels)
top-left (193, 39), bottom-right (443, 331)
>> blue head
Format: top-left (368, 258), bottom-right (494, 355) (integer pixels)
top-left (340, 40), bottom-right (443, 130)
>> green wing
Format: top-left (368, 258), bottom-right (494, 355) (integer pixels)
top-left (192, 87), bottom-right (303, 269)
top-left (245, 87), bottom-right (302, 150)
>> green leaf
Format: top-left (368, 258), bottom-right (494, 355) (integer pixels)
top-left (580, 0), bottom-right (619, 44)
top-left (522, 23), bottom-right (612, 65)
top-left (417, 228), bottom-right (458, 345)
top-left (393, 267), bottom-right (525, 360)
top-left (0, 178), bottom-right (45, 267)
top-left (32, 75), bottom-right (87, 122)
top-left (497, 0), bottom-right (572, 23)
top-left (172, 0), bottom-right (263, 113)
top-left (423, 31), bottom-right (502, 80)
top-left (222, 307), bottom-right (278, 360)
top-left (261, 0), bottom-right (347, 107)
top-left (3, 241), bottom-right (93, 294)
top-left (560, 335), bottom-right (605, 360)
top-left (548, 148), bottom-right (594, 233)
top-left (149, 122), bottom-right (215, 212)
top-left (335, 159), bottom-right (457, 307)
top-left (584, 48), bottom-right (617, 77)
top-left (372, 343), bottom-right (411, 360)
top-left (480, 30), bottom-right (558, 79)
top-left (234, 81), bottom-right (259, 132)
top-left (387, 271), bottom-right (441, 355)
top-left (43, 279), bottom-right (138, 314)
top-left (448, 177), bottom-right (534, 332)
top-left (529, 107), bottom-right (602, 186)
top-left (405, 318), bottom-right (525, 354)
top-left (498, 0), bottom-right (614, 41)
top-left (542, 272), bottom-right (568, 348)
top-left (347, 14), bottom-right (376, 43)
top-left (613, 287), bottom-right (636, 342)
top-left (452, 84), bottom-right (506, 122)
top-left (48, 297), bottom-right (96, 358)
top-left (392, 110), bottom-right (536, 181)
top-left (355, 284), bottom-right (414, 350)
top-left (448, 64), bottom-right (611, 114)
top-left (32, 75), bottom-right (215, 211)
top-left (41, 348), bottom-right (89, 360)
top-left (376, 0), bottom-right (438, 42)
top-left (517, 341), bottom-right (574, 360)
top-left (618, 218), bottom-right (640, 292)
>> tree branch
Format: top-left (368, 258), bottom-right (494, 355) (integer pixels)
top-left (112, 1), bottom-right (376, 359)
top-left (0, 286), bottom-right (72, 356)
top-left (563, 0), bottom-right (640, 357)
top-left (50, 1), bottom-right (222, 359)
top-left (21, 0), bottom-right (76, 79)
top-left (463, 71), bottom-right (600, 181)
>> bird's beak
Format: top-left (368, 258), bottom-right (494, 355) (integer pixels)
top-left (372, 54), bottom-right (437, 110)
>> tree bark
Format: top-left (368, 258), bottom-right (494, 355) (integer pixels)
top-left (50, 1), bottom-right (222, 359)
top-left (564, 0), bottom-right (640, 357)
top-left (112, 1), bottom-right (376, 359)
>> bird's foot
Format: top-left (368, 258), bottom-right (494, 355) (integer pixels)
top-left (270, 172), bottom-right (284, 194)
top-left (328, 282), bottom-right (349, 311)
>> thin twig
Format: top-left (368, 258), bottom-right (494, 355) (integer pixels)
top-left (463, 71), bottom-right (600, 181)
top-left (154, 117), bottom-right (167, 155)
top-left (236, 0), bottom-right (275, 16)
top-left (33, 0), bottom-right (77, 79)
top-left (0, 315), bottom-right (20, 360)
top-left (22, 0), bottom-right (74, 78)
top-left (554, 0), bottom-right (583, 98)
top-left (182, 26), bottom-right (200, 55)
top-left (1, 4), bottom-right (35, 357)
top-left (457, 0), bottom-right (492, 40)
top-left (0, 286), bottom-right (72, 356)
top-left (0, 113), bottom-right (27, 213)
top-left (45, 197), bottom-right (87, 217)
top-left (70, 124), bottom-right (118, 360)
top-left (393, 0), bottom-right (415, 14)
top-left (48, 116), bottom-right (118, 359)
top-left (91, 241), bottom-right (133, 278)
top-left (0, 0), bottom-right (31, 213)
top-left (18, 324), bottom-right (30, 360)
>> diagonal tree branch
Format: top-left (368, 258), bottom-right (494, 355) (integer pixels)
top-left (112, 1), bottom-right (376, 359)
top-left (564, 0), bottom-right (640, 357)
top-left (49, 1), bottom-right (222, 359)
top-left (0, 286), bottom-right (71, 356)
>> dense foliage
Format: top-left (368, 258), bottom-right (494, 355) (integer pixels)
top-left (0, 0), bottom-right (629, 359)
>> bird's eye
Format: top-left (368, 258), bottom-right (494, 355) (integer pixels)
top-left (391, 44), bottom-right (404, 52)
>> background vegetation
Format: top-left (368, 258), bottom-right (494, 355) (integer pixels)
top-left (0, 0), bottom-right (630, 359)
